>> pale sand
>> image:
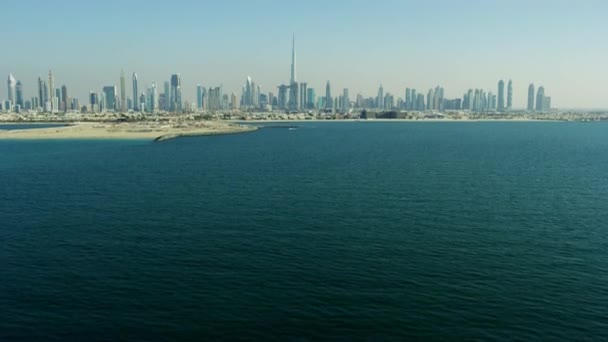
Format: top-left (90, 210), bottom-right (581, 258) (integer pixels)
top-left (0, 122), bottom-right (257, 141)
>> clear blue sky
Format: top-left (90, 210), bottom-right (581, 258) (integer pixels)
top-left (2, 0), bottom-right (607, 109)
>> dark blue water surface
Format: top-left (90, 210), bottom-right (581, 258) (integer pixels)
top-left (0, 123), bottom-right (67, 130)
top-left (1, 122), bottom-right (608, 341)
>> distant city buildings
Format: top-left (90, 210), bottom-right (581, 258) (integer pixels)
top-left (528, 84), bottom-right (535, 111)
top-left (3, 38), bottom-right (563, 115)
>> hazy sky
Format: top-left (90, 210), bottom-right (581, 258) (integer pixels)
top-left (1, 0), bottom-right (607, 109)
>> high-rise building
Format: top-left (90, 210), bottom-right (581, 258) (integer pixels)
top-left (277, 84), bottom-right (288, 110)
top-left (536, 86), bottom-right (545, 112)
top-left (289, 83), bottom-right (299, 111)
top-left (139, 92), bottom-right (146, 112)
top-left (342, 88), bottom-right (350, 111)
top-left (497, 80), bottom-right (505, 112)
top-left (307, 88), bottom-right (315, 109)
top-left (507, 80), bottom-right (513, 111)
top-left (102, 86), bottom-right (117, 111)
top-left (527, 83), bottom-right (535, 111)
top-left (132, 73), bottom-right (139, 111)
top-left (291, 34), bottom-right (297, 84)
top-left (120, 70), bottom-right (126, 112)
top-left (48, 70), bottom-right (55, 113)
top-left (15, 80), bottom-right (24, 108)
top-left (325, 81), bottom-right (332, 110)
top-left (89, 92), bottom-right (99, 112)
top-left (427, 89), bottom-right (434, 111)
top-left (163, 82), bottom-right (170, 111)
top-left (61, 85), bottom-right (68, 112)
top-left (299, 82), bottom-right (307, 110)
top-left (7, 74), bottom-right (16, 109)
top-left (377, 85), bottom-right (384, 109)
top-left (196, 84), bottom-right (203, 109)
top-left (37, 77), bottom-right (44, 110)
top-left (170, 74), bottom-right (182, 112)
top-left (147, 82), bottom-right (157, 112)
top-left (405, 88), bottom-right (411, 110)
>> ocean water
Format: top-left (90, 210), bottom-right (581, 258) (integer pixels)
top-left (0, 123), bottom-right (67, 130)
top-left (1, 122), bottom-right (608, 340)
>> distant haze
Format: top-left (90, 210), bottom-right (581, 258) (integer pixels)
top-left (1, 0), bottom-right (607, 109)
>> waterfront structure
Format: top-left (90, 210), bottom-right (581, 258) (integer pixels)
top-left (497, 80), bottom-right (505, 112)
top-left (507, 80), bottom-right (513, 111)
top-left (527, 84), bottom-right (535, 111)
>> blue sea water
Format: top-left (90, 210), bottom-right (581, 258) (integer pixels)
top-left (0, 123), bottom-right (67, 130)
top-left (1, 122), bottom-right (608, 341)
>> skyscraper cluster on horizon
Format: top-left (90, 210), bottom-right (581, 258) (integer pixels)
top-left (2, 36), bottom-right (555, 114)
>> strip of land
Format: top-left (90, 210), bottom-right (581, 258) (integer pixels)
top-left (0, 121), bottom-right (257, 141)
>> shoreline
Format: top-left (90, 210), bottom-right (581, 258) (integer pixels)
top-left (0, 122), bottom-right (258, 141)
top-left (232, 118), bottom-right (566, 123)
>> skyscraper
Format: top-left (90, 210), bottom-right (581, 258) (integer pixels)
top-left (307, 88), bottom-right (315, 109)
top-left (536, 86), bottom-right (545, 112)
top-left (343, 88), bottom-right (350, 111)
top-left (299, 82), bottom-right (307, 110)
top-left (132, 73), bottom-right (139, 111)
top-left (61, 85), bottom-right (68, 112)
top-left (507, 80), bottom-right (513, 111)
top-left (15, 80), bottom-right (24, 108)
top-left (325, 81), bottom-right (332, 110)
top-left (291, 34), bottom-right (296, 85)
top-left (197, 84), bottom-right (203, 109)
top-left (7, 74), bottom-right (16, 108)
top-left (497, 80), bottom-right (505, 112)
top-left (170, 74), bottom-right (182, 112)
top-left (120, 70), bottom-right (126, 112)
top-left (37, 77), bottom-right (44, 110)
top-left (48, 71), bottom-right (55, 113)
top-left (102, 86), bottom-right (117, 111)
top-left (527, 84), bottom-right (535, 111)
top-left (147, 82), bottom-right (157, 112)
top-left (377, 85), bottom-right (384, 109)
top-left (163, 82), bottom-right (170, 111)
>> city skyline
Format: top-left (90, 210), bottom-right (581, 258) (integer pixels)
top-left (1, 0), bottom-right (607, 109)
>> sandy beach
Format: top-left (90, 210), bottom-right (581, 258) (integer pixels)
top-left (0, 121), bottom-right (257, 141)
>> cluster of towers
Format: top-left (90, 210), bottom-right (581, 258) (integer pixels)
top-left (3, 35), bottom-right (555, 114)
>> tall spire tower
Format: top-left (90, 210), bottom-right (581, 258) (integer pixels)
top-left (290, 33), bottom-right (296, 85)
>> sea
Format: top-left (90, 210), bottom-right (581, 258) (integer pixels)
top-left (1, 122), bottom-right (607, 341)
